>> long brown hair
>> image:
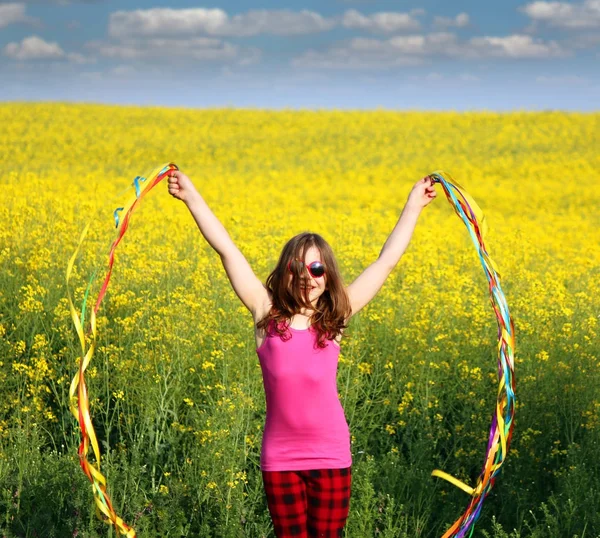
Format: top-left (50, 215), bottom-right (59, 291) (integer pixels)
top-left (256, 232), bottom-right (351, 349)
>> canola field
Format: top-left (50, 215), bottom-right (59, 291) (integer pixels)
top-left (0, 104), bottom-right (599, 537)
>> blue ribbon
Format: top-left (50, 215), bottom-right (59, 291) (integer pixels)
top-left (133, 176), bottom-right (146, 198)
top-left (113, 207), bottom-right (124, 228)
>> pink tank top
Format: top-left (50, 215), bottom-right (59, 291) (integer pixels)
top-left (256, 323), bottom-right (352, 471)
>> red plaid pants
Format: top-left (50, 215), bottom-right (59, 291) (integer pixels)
top-left (262, 467), bottom-right (352, 538)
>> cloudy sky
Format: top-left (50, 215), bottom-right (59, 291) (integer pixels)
top-left (1, 0), bottom-right (599, 109)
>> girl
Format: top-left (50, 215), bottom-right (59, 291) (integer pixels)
top-left (168, 171), bottom-right (437, 537)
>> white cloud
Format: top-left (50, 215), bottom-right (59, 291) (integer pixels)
top-left (229, 9), bottom-right (334, 36)
top-left (0, 3), bottom-right (36, 28)
top-left (108, 7), bottom-right (430, 39)
top-left (292, 36), bottom-right (429, 70)
top-left (90, 37), bottom-right (260, 65)
top-left (433, 13), bottom-right (470, 29)
top-left (108, 8), bottom-right (335, 38)
top-left (341, 9), bottom-right (421, 32)
top-left (3, 35), bottom-right (91, 62)
top-left (521, 0), bottom-right (600, 29)
top-left (100, 7), bottom-right (336, 69)
top-left (108, 8), bottom-right (226, 38)
top-left (353, 32), bottom-right (466, 57)
top-left (4, 35), bottom-right (64, 60)
top-left (469, 34), bottom-right (567, 58)
top-left (389, 33), bottom-right (460, 54)
top-left (293, 32), bottom-right (568, 69)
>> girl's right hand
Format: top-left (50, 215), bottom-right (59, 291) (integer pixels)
top-left (168, 170), bottom-right (197, 204)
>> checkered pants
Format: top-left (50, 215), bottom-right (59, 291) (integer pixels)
top-left (262, 467), bottom-right (352, 538)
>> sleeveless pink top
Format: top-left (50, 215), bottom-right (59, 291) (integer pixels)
top-left (256, 323), bottom-right (352, 471)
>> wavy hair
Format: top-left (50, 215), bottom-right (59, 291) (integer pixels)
top-left (257, 232), bottom-right (351, 349)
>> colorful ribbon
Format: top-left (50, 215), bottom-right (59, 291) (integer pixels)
top-left (429, 171), bottom-right (516, 537)
top-left (67, 162), bottom-right (178, 537)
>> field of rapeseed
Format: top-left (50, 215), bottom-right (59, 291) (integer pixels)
top-left (0, 103), bottom-right (599, 537)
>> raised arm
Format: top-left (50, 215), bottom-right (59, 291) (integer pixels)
top-left (168, 170), bottom-right (269, 316)
top-left (346, 176), bottom-right (437, 316)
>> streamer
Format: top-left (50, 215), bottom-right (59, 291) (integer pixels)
top-left (67, 162), bottom-right (178, 537)
top-left (429, 171), bottom-right (516, 538)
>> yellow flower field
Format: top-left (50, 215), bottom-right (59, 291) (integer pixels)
top-left (0, 104), bottom-right (598, 537)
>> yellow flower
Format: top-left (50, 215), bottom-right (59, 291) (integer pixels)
top-left (358, 362), bottom-right (373, 375)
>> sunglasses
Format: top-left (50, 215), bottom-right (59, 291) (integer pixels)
top-left (287, 259), bottom-right (326, 279)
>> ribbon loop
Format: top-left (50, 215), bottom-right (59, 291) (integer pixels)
top-left (68, 162), bottom-right (179, 537)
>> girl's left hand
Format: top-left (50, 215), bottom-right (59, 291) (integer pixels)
top-left (407, 176), bottom-right (437, 209)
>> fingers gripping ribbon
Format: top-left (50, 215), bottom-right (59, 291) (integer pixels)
top-left (66, 162), bottom-right (178, 537)
top-left (429, 171), bottom-right (516, 538)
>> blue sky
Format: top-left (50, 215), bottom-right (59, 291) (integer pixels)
top-left (0, 0), bottom-right (598, 109)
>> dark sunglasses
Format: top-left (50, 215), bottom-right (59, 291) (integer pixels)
top-left (287, 259), bottom-right (326, 279)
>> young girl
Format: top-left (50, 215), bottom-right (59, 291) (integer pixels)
top-left (168, 171), bottom-right (437, 537)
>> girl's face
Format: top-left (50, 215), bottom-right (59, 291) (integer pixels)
top-left (287, 246), bottom-right (327, 308)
